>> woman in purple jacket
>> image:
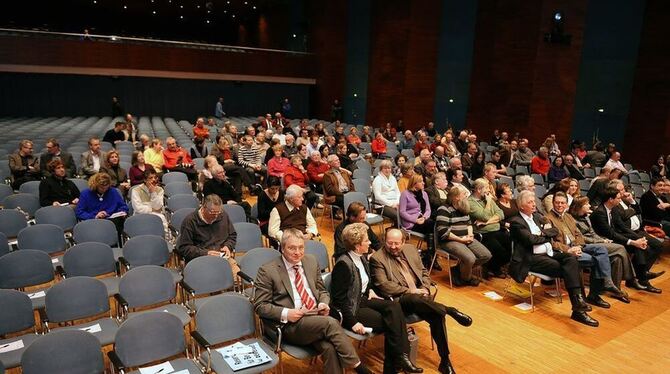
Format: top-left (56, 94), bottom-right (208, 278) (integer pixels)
top-left (399, 173), bottom-right (436, 267)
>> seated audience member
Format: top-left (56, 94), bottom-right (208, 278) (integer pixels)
top-left (516, 175), bottom-right (545, 214)
top-left (193, 117), bottom-right (210, 140)
top-left (413, 132), bottom-right (429, 157)
top-left (469, 151), bottom-right (486, 181)
top-left (102, 122), bottom-right (126, 147)
top-left (509, 190), bottom-right (599, 327)
top-left (124, 114), bottom-right (138, 143)
top-left (495, 183), bottom-right (519, 225)
top-left (548, 156), bottom-right (569, 183)
top-left (100, 150), bottom-right (130, 195)
top-left (564, 154), bottom-right (585, 180)
top-left (331, 223), bottom-right (423, 374)
top-left (371, 132), bottom-right (387, 158)
top-left (591, 183), bottom-right (663, 293)
top-left (210, 137), bottom-right (243, 191)
top-left (542, 178), bottom-right (572, 214)
top-left (257, 176), bottom-right (284, 236)
top-left (130, 169), bottom-right (168, 234)
top-left (436, 186), bottom-right (492, 286)
top-left (543, 135), bottom-right (561, 157)
top-left (425, 172), bottom-right (449, 218)
top-left (604, 152), bottom-right (628, 175)
top-left (512, 138), bottom-right (534, 167)
top-left (336, 141), bottom-right (358, 171)
top-left (360, 126), bottom-right (373, 143)
top-left (81, 137), bottom-right (107, 179)
top-left (455, 130), bottom-right (469, 155)
top-left (237, 134), bottom-right (266, 193)
top-left (489, 150), bottom-right (507, 176)
top-left (306, 134), bottom-right (323, 157)
top-left (176, 194), bottom-right (238, 266)
top-left (297, 143), bottom-right (311, 169)
top-left (75, 172), bottom-right (128, 242)
top-left (640, 178), bottom-right (670, 234)
top-left (143, 138), bottom-right (164, 172)
top-left (461, 143), bottom-right (478, 175)
top-left (189, 136), bottom-right (209, 159)
top-left (432, 146), bottom-right (449, 173)
top-left (448, 157), bottom-right (472, 190)
top-left (397, 163), bottom-right (414, 193)
top-left (414, 148), bottom-right (433, 171)
top-left (40, 138), bottom-right (76, 178)
top-left (307, 151), bottom-right (330, 192)
top-left (137, 134), bottom-right (151, 152)
top-left (284, 155), bottom-right (320, 209)
top-left (323, 154), bottom-right (354, 212)
top-left (370, 229), bottom-right (472, 374)
top-left (203, 164), bottom-right (251, 217)
top-left (163, 137), bottom-right (197, 182)
top-left (469, 178), bottom-right (511, 279)
top-left (128, 151), bottom-right (156, 186)
top-left (545, 192), bottom-right (626, 307)
top-left (39, 160), bottom-right (80, 207)
top-left (650, 155), bottom-right (666, 179)
top-left (399, 130), bottom-right (416, 151)
top-left (443, 131), bottom-right (460, 158)
top-left (211, 135), bottom-right (233, 165)
top-left (569, 196), bottom-right (634, 300)
top-left (446, 168), bottom-right (470, 199)
top-left (530, 146), bottom-right (551, 177)
top-left (253, 228), bottom-right (373, 374)
top-left (9, 139), bottom-right (41, 189)
top-left (269, 184), bottom-right (319, 243)
top-left (268, 144), bottom-right (291, 178)
top-left (393, 154), bottom-right (408, 179)
top-left (333, 202), bottom-right (382, 259)
top-left (197, 155), bottom-right (219, 191)
top-left (482, 163), bottom-right (498, 199)
top-left (255, 131), bottom-right (270, 155)
top-left (399, 174), bottom-right (436, 267)
top-left (372, 160), bottom-right (401, 220)
top-left (586, 167), bottom-right (613, 207)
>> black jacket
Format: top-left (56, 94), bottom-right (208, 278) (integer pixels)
top-left (640, 190), bottom-right (670, 225)
top-left (508, 213), bottom-right (559, 283)
top-left (330, 252), bottom-right (370, 329)
top-left (38, 176), bottom-right (80, 207)
top-left (590, 204), bottom-right (641, 244)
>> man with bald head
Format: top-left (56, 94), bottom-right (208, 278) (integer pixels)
top-left (370, 228), bottom-right (472, 374)
top-left (433, 146), bottom-right (449, 173)
top-left (604, 152), bottom-right (628, 175)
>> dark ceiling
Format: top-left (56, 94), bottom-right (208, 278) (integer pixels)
top-left (1, 0), bottom-right (295, 47)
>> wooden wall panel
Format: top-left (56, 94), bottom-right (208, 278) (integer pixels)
top-left (624, 0), bottom-right (670, 169)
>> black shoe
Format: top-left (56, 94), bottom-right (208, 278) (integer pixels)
top-left (625, 279), bottom-right (648, 291)
top-left (438, 358), bottom-right (456, 374)
top-left (639, 281), bottom-right (662, 294)
top-left (646, 270), bottom-right (665, 280)
top-left (571, 292), bottom-right (591, 312)
top-left (394, 353), bottom-right (423, 373)
top-left (491, 269), bottom-right (506, 279)
top-left (585, 295), bottom-right (611, 309)
top-left (355, 363), bottom-right (374, 374)
top-left (446, 307), bottom-right (472, 327)
top-left (464, 278), bottom-right (481, 287)
top-left (571, 311), bottom-right (599, 327)
top-left (608, 292), bottom-right (631, 304)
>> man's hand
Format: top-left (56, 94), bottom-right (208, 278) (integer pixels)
top-left (207, 250), bottom-right (222, 257)
top-left (317, 303), bottom-right (330, 316)
top-left (567, 246), bottom-right (582, 256)
top-left (351, 322), bottom-right (366, 335)
top-left (368, 289), bottom-right (383, 300)
top-left (462, 235), bottom-right (474, 244)
top-left (95, 211), bottom-right (108, 219)
top-left (411, 288), bottom-right (429, 296)
top-left (227, 200), bottom-right (237, 205)
top-left (220, 246), bottom-right (231, 257)
top-left (52, 201), bottom-right (61, 207)
top-left (287, 308), bottom-right (305, 322)
top-left (631, 238), bottom-right (648, 250)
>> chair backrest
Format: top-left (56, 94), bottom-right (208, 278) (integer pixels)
top-left (223, 204), bottom-right (247, 224)
top-left (0, 208), bottom-right (29, 239)
top-left (305, 240), bottom-right (330, 272)
top-left (73, 219), bottom-right (118, 247)
top-left (352, 178), bottom-right (371, 196)
top-left (2, 193), bottom-right (40, 217)
top-left (322, 272), bottom-right (332, 291)
top-left (250, 203), bottom-right (259, 220)
top-left (63, 242), bottom-right (116, 277)
top-left (21, 330), bottom-right (104, 374)
top-left (69, 178), bottom-right (89, 192)
top-left (17, 224), bottom-right (67, 254)
top-left (124, 214), bottom-right (165, 238)
top-left (238, 248), bottom-right (281, 280)
top-left (0, 249), bottom-right (54, 289)
top-left (34, 206), bottom-right (78, 231)
top-left (169, 207), bottom-right (195, 233)
top-left (0, 289), bottom-right (35, 335)
top-left (233, 222), bottom-right (263, 253)
top-left (118, 265), bottom-right (176, 308)
top-left (344, 191), bottom-right (369, 213)
top-left (122, 235), bottom-right (170, 268)
top-left (163, 182), bottom-right (193, 197)
top-left (45, 276), bottom-right (109, 323)
top-left (196, 293), bottom-right (256, 345)
top-left (0, 231), bottom-right (9, 257)
top-left (0, 183), bottom-right (13, 202)
top-left (352, 168), bottom-right (371, 180)
top-left (162, 171), bottom-right (188, 185)
top-left (183, 256), bottom-right (234, 296)
top-left (167, 194), bottom-right (200, 212)
top-left (114, 312), bottom-right (185, 369)
top-left (18, 180), bottom-right (41, 196)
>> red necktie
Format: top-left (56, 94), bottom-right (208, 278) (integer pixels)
top-left (293, 265), bottom-right (316, 310)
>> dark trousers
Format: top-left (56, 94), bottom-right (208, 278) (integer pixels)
top-left (305, 190), bottom-right (320, 209)
top-left (529, 252), bottom-right (581, 290)
top-left (627, 232), bottom-right (663, 281)
top-left (222, 163), bottom-right (243, 191)
top-left (480, 229), bottom-right (512, 272)
top-left (357, 297), bottom-right (409, 374)
top-left (398, 294), bottom-right (450, 361)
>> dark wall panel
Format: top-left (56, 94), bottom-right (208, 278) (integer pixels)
top-left (0, 73), bottom-right (310, 120)
top-left (344, 0), bottom-right (371, 125)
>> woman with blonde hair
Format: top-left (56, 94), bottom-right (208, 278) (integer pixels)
top-left (75, 172), bottom-right (128, 242)
top-left (100, 150), bottom-right (130, 194)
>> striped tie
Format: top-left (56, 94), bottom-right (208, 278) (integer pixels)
top-left (293, 265), bottom-right (316, 310)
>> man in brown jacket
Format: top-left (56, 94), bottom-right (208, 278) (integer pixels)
top-left (322, 154), bottom-right (354, 211)
top-left (369, 228), bottom-right (472, 374)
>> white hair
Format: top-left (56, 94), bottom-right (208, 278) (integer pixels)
top-left (285, 184), bottom-right (304, 199)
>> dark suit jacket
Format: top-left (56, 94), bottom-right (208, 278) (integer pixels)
top-left (40, 152), bottom-right (77, 178)
top-left (590, 204), bottom-right (641, 245)
top-left (330, 253), bottom-right (370, 329)
top-left (508, 213), bottom-right (559, 283)
top-left (253, 255), bottom-right (329, 322)
top-left (425, 185), bottom-right (448, 217)
top-left (566, 164), bottom-right (585, 180)
top-left (369, 244), bottom-right (430, 298)
top-left (322, 168), bottom-right (354, 204)
top-left (640, 190), bottom-right (669, 225)
top-left (8, 153), bottom-right (40, 179)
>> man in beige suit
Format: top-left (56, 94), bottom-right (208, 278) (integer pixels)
top-left (370, 229), bottom-right (473, 374)
top-left (253, 229), bottom-right (372, 374)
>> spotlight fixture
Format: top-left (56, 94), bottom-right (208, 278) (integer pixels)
top-left (597, 108), bottom-right (605, 113)
top-left (448, 99), bottom-right (454, 103)
top-left (544, 9), bottom-right (571, 45)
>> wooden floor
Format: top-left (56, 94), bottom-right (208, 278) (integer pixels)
top-left (280, 199), bottom-right (670, 374)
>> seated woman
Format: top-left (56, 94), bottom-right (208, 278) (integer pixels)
top-left (548, 156), bottom-right (569, 183)
top-left (399, 174), bottom-right (435, 267)
top-left (468, 178), bottom-right (511, 279)
top-left (128, 150), bottom-right (156, 186)
top-left (393, 154), bottom-right (408, 179)
top-left (100, 150), bottom-right (130, 195)
top-left (257, 176), bottom-right (284, 236)
top-left (330, 223), bottom-right (423, 374)
top-left (189, 136), bottom-right (209, 159)
top-left (495, 182), bottom-right (519, 226)
top-left (267, 144), bottom-right (291, 178)
top-left (130, 169), bottom-right (168, 235)
top-left (333, 202), bottom-right (382, 259)
top-left (371, 132), bottom-right (387, 158)
top-left (39, 159), bottom-right (80, 207)
top-left (284, 155), bottom-right (319, 209)
top-left (75, 172), bottom-right (128, 242)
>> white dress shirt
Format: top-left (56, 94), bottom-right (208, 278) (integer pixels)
top-left (349, 251), bottom-right (369, 292)
top-left (280, 256), bottom-right (320, 323)
top-left (520, 212), bottom-right (553, 256)
top-left (268, 201), bottom-right (318, 241)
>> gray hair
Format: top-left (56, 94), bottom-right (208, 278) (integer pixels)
top-left (379, 160), bottom-right (393, 169)
top-left (285, 184), bottom-right (304, 199)
top-left (327, 154), bottom-right (339, 163)
top-left (281, 228), bottom-right (305, 250)
top-left (516, 190), bottom-right (535, 206)
top-left (203, 194), bottom-right (223, 209)
top-left (516, 175), bottom-right (534, 192)
top-left (472, 178), bottom-right (489, 192)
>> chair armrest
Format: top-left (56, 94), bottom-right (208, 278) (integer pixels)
top-left (107, 350), bottom-right (126, 372)
top-left (55, 265), bottom-right (67, 279)
top-left (329, 307), bottom-right (343, 324)
top-left (237, 270), bottom-right (254, 284)
top-left (114, 293), bottom-right (129, 320)
top-left (190, 330), bottom-right (211, 349)
top-left (181, 280), bottom-right (196, 296)
top-left (118, 256), bottom-right (130, 271)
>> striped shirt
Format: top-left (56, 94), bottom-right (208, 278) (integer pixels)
top-left (237, 144), bottom-right (262, 167)
top-left (435, 205), bottom-right (473, 241)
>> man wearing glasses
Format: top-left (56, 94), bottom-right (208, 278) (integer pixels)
top-left (9, 139), bottom-right (41, 189)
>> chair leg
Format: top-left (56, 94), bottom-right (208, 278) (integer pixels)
top-left (447, 256), bottom-right (453, 289)
top-left (555, 279), bottom-right (563, 304)
top-left (529, 275), bottom-right (535, 312)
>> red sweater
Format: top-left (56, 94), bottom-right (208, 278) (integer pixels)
top-left (531, 156), bottom-right (550, 175)
top-left (307, 161), bottom-right (329, 184)
top-left (284, 165), bottom-right (309, 188)
top-left (372, 138), bottom-right (387, 154)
